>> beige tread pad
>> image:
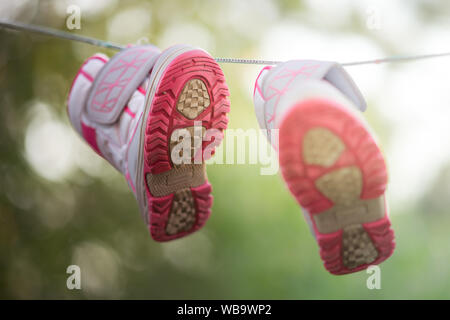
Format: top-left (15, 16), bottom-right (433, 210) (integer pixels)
top-left (176, 79), bottom-right (210, 119)
top-left (146, 164), bottom-right (206, 197)
top-left (342, 224), bottom-right (378, 269)
top-left (314, 196), bottom-right (385, 234)
top-left (315, 166), bottom-right (362, 207)
top-left (314, 166), bottom-right (384, 234)
top-left (165, 188), bottom-right (196, 235)
top-left (303, 128), bottom-right (345, 167)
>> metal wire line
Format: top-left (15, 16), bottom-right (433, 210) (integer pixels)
top-left (2, 19), bottom-right (450, 67)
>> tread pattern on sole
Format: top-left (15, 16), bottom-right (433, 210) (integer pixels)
top-left (279, 98), bottom-right (395, 275)
top-left (176, 79), bottom-right (211, 119)
top-left (303, 128), bottom-right (345, 167)
top-left (342, 224), bottom-right (378, 268)
top-left (143, 50), bottom-right (230, 241)
top-left (146, 164), bottom-right (205, 197)
top-left (315, 166), bottom-right (362, 207)
top-left (165, 188), bottom-right (196, 235)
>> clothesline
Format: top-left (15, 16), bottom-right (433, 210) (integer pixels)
top-left (2, 19), bottom-right (450, 67)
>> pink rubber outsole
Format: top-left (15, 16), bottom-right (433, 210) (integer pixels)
top-left (143, 50), bottom-right (230, 242)
top-left (279, 98), bottom-right (395, 275)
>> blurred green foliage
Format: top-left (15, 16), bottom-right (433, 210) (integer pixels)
top-left (1, 0), bottom-right (450, 299)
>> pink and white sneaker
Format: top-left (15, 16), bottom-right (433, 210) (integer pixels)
top-left (68, 45), bottom-right (230, 241)
top-left (253, 60), bottom-right (395, 275)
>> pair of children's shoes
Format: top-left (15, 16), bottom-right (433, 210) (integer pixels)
top-left (68, 45), bottom-right (395, 275)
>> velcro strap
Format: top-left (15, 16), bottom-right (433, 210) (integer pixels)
top-left (85, 45), bottom-right (161, 124)
top-left (276, 60), bottom-right (367, 111)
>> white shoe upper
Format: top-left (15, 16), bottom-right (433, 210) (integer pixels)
top-left (67, 46), bottom-right (161, 196)
top-left (253, 60), bottom-right (367, 149)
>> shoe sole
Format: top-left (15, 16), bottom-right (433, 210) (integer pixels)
top-left (141, 48), bottom-right (230, 241)
top-left (278, 98), bottom-right (395, 274)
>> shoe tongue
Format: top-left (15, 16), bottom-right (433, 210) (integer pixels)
top-left (85, 45), bottom-right (161, 125)
top-left (323, 64), bottom-right (367, 112)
